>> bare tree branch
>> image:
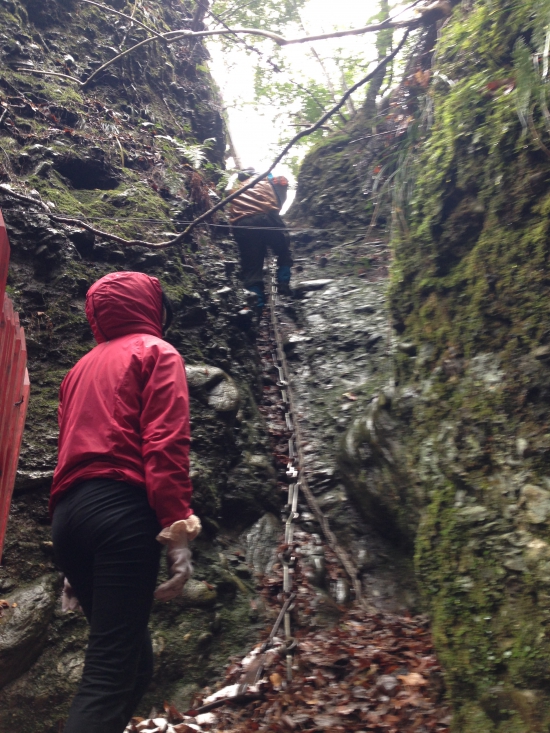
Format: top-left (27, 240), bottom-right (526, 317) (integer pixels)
top-left (81, 22), bottom-right (408, 88)
top-left (17, 69), bottom-right (84, 84)
top-left (16, 0), bottom-right (444, 89)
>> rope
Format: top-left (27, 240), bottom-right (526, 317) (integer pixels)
top-left (185, 258), bottom-right (372, 718)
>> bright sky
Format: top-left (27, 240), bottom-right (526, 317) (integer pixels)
top-left (207, 0), bottom-right (383, 196)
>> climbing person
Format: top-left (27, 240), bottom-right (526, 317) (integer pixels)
top-left (229, 169), bottom-right (293, 311)
top-left (49, 271), bottom-right (201, 733)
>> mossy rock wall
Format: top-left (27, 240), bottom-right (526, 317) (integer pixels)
top-left (290, 0), bottom-right (550, 730)
top-left (0, 2), bottom-right (279, 731)
top-left (392, 1), bottom-right (550, 730)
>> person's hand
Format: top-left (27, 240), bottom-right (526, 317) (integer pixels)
top-left (61, 577), bottom-right (82, 613)
top-left (154, 514), bottom-right (201, 602)
top-left (154, 540), bottom-right (193, 601)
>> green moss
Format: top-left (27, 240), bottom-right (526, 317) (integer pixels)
top-left (28, 79), bottom-right (84, 107)
top-left (29, 172), bottom-right (175, 240)
top-left (383, 1), bottom-right (550, 729)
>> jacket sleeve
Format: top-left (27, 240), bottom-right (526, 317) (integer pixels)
top-left (140, 343), bottom-right (193, 528)
top-left (57, 372), bottom-right (68, 427)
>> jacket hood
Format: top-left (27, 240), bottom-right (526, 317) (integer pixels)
top-left (85, 271), bottom-right (164, 343)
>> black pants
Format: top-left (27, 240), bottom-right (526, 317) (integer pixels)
top-left (52, 479), bottom-right (162, 733)
top-left (232, 212), bottom-right (292, 288)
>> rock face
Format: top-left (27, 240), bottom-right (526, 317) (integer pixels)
top-left (389, 4), bottom-right (550, 729)
top-left (242, 512), bottom-right (281, 576)
top-left (0, 1), bottom-right (278, 730)
top-left (288, 1), bottom-right (550, 730)
top-left (0, 576), bottom-right (57, 688)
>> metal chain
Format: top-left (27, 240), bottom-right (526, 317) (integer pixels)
top-left (267, 261), bottom-right (366, 674)
top-left (185, 262), bottom-right (368, 718)
top-left (268, 268), bottom-right (299, 682)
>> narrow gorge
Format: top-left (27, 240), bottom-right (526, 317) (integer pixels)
top-left (1, 1), bottom-right (550, 732)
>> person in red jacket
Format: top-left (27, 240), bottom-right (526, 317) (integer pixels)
top-left (50, 271), bottom-right (200, 733)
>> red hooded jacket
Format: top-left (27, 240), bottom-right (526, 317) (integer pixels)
top-left (49, 271), bottom-right (193, 529)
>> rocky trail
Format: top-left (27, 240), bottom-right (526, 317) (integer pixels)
top-left (122, 253), bottom-right (452, 733)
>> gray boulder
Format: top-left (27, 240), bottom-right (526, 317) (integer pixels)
top-left (0, 575), bottom-right (57, 689)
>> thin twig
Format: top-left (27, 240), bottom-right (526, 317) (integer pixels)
top-left (17, 69), bottom-right (84, 85)
top-left (81, 0), bottom-right (166, 39)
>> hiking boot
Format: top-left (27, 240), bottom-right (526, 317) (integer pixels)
top-left (244, 285), bottom-right (266, 308)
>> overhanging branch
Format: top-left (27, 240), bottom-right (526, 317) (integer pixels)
top-left (18, 0), bottom-right (446, 89)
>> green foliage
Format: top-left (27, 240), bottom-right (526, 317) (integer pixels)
top-left (209, 0), bottom-right (399, 160)
top-left (176, 140), bottom-right (213, 168)
top-left (211, 0), bottom-right (308, 34)
top-left (253, 57), bottom-right (335, 148)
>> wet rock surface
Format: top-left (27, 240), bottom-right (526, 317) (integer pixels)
top-left (272, 230), bottom-right (417, 612)
top-left (0, 575), bottom-right (57, 688)
top-left (242, 512), bottom-right (281, 576)
top-left (0, 1), bottom-right (275, 730)
top-left (283, 1), bottom-right (550, 729)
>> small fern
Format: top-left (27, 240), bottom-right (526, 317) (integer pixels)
top-left (175, 138), bottom-right (216, 169)
top-left (176, 143), bottom-right (208, 169)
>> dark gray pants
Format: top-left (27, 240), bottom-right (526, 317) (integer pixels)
top-left (52, 479), bottom-right (161, 733)
top-left (232, 212), bottom-right (292, 288)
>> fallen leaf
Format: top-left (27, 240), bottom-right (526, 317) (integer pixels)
top-left (398, 672), bottom-right (427, 686)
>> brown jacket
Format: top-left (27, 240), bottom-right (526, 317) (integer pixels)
top-left (229, 179), bottom-right (280, 224)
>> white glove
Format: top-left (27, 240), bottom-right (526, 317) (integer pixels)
top-left (61, 577), bottom-right (82, 613)
top-left (154, 515), bottom-right (201, 602)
